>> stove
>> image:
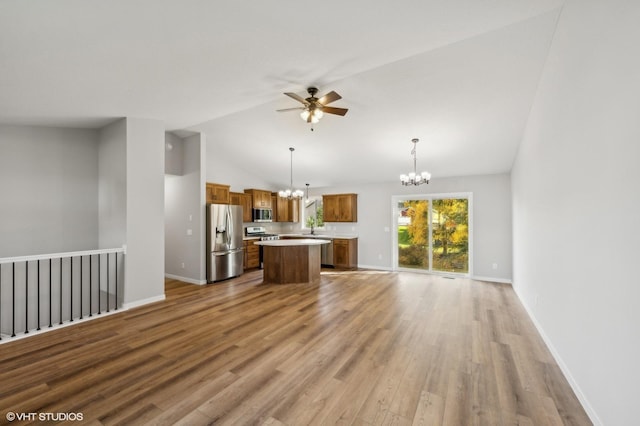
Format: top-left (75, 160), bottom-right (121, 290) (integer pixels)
top-left (245, 226), bottom-right (280, 241)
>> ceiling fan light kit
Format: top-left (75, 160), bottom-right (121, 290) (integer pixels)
top-left (278, 87), bottom-right (348, 127)
top-left (400, 138), bottom-right (431, 186)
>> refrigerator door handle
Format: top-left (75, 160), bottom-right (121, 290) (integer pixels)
top-left (227, 207), bottom-right (233, 250)
top-left (212, 248), bottom-right (243, 256)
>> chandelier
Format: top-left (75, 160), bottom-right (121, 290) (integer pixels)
top-left (400, 138), bottom-right (431, 186)
top-left (278, 147), bottom-right (304, 199)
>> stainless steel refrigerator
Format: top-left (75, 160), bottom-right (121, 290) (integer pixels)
top-left (206, 204), bottom-right (244, 282)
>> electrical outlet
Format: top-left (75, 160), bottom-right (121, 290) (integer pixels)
top-left (492, 263), bottom-right (498, 270)
top-left (187, 229), bottom-right (192, 236)
top-left (181, 262), bottom-right (185, 269)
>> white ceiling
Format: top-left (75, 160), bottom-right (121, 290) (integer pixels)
top-left (0, 0), bottom-right (564, 187)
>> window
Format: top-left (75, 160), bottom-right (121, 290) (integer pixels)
top-left (303, 197), bottom-right (324, 230)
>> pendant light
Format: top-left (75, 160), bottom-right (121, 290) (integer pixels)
top-left (400, 138), bottom-right (431, 185)
top-left (278, 147), bottom-right (304, 199)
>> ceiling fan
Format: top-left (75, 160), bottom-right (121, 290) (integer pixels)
top-left (277, 87), bottom-right (348, 124)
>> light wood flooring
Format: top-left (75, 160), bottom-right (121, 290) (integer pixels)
top-left (0, 269), bottom-right (591, 425)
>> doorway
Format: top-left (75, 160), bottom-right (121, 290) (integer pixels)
top-left (393, 193), bottom-right (471, 276)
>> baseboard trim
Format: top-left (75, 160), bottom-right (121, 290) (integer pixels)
top-left (0, 309), bottom-right (124, 345)
top-left (122, 294), bottom-right (166, 310)
top-left (357, 264), bottom-right (393, 271)
top-left (165, 273), bottom-right (207, 285)
top-left (513, 285), bottom-right (602, 426)
top-left (471, 275), bottom-right (512, 284)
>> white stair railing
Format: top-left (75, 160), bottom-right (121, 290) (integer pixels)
top-left (0, 247), bottom-right (125, 341)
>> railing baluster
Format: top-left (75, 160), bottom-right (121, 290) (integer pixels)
top-left (98, 254), bottom-right (101, 315)
top-left (59, 258), bottom-right (63, 325)
top-left (89, 254), bottom-right (93, 317)
top-left (25, 261), bottom-right (29, 334)
top-left (12, 263), bottom-right (16, 337)
top-left (106, 254), bottom-right (110, 313)
top-left (80, 255), bottom-right (83, 320)
top-left (37, 260), bottom-right (41, 331)
top-left (115, 252), bottom-right (118, 311)
top-left (24, 262), bottom-right (29, 334)
top-left (70, 257), bottom-right (74, 322)
top-left (49, 259), bottom-right (53, 328)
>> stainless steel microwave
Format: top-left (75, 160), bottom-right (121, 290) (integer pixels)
top-left (252, 208), bottom-right (273, 222)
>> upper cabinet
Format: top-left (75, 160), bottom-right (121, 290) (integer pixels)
top-left (230, 191), bottom-right (253, 222)
top-left (322, 193), bottom-right (357, 222)
top-left (272, 193), bottom-right (299, 223)
top-left (244, 189), bottom-right (272, 209)
top-left (206, 183), bottom-right (230, 204)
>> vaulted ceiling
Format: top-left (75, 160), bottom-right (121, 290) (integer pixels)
top-left (0, 0), bottom-right (564, 187)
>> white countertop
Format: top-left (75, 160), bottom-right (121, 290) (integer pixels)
top-left (254, 239), bottom-right (331, 246)
top-left (277, 233), bottom-right (358, 240)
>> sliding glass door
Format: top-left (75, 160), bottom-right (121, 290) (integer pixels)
top-left (394, 194), bottom-right (471, 275)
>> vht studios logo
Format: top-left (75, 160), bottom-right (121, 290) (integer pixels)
top-left (6, 412), bottom-right (84, 422)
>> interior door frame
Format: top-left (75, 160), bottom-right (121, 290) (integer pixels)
top-left (391, 192), bottom-right (473, 277)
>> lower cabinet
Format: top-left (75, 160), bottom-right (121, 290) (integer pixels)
top-left (333, 238), bottom-right (358, 269)
top-left (244, 240), bottom-right (260, 269)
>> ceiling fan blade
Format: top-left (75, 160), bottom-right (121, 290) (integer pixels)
top-left (318, 91), bottom-right (342, 105)
top-left (277, 107), bottom-right (304, 112)
top-left (322, 106), bottom-right (348, 116)
top-left (284, 92), bottom-right (309, 105)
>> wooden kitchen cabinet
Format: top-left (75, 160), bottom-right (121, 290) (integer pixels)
top-left (244, 189), bottom-right (272, 209)
top-left (333, 238), bottom-right (358, 269)
top-left (272, 195), bottom-right (279, 222)
top-left (206, 183), bottom-right (230, 204)
top-left (289, 198), bottom-right (299, 223)
top-left (322, 193), bottom-right (357, 222)
top-left (230, 192), bottom-right (253, 222)
top-left (272, 193), bottom-right (299, 223)
top-left (230, 191), bottom-right (242, 205)
top-left (244, 240), bottom-right (260, 269)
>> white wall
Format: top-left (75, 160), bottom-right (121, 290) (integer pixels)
top-left (206, 137), bottom-right (277, 193)
top-left (165, 133), bottom-right (207, 284)
top-left (98, 119), bottom-right (127, 249)
top-left (0, 125), bottom-right (99, 257)
top-left (123, 118), bottom-right (166, 306)
top-left (310, 173), bottom-right (512, 282)
top-left (511, 0), bottom-right (640, 424)
top-left (164, 132), bottom-right (184, 176)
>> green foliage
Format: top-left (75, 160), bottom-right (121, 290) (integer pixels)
top-left (316, 205), bottom-right (324, 227)
top-left (306, 216), bottom-right (316, 228)
top-left (398, 226), bottom-right (411, 245)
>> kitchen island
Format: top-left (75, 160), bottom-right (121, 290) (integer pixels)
top-left (255, 239), bottom-right (330, 284)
